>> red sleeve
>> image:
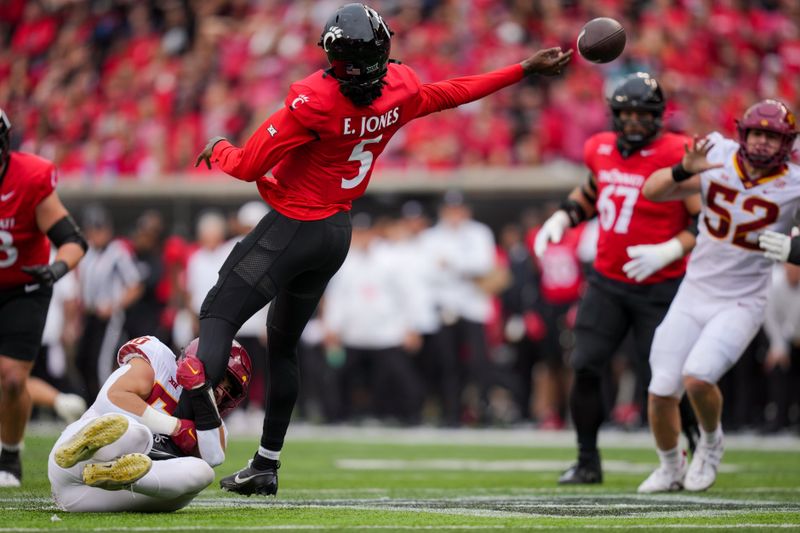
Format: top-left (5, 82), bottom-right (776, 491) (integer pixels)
top-left (211, 107), bottom-right (317, 182)
top-left (411, 64), bottom-right (525, 119)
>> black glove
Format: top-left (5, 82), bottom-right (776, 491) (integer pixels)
top-left (21, 260), bottom-right (68, 287)
top-left (194, 136), bottom-right (227, 169)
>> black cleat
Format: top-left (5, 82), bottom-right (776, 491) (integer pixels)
top-left (220, 460), bottom-right (279, 496)
top-left (558, 460), bottom-right (603, 484)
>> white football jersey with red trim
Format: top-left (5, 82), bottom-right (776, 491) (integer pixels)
top-left (686, 131), bottom-right (800, 301)
top-left (84, 336), bottom-right (183, 420)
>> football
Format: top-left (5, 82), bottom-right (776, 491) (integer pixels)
top-left (577, 17), bottom-right (626, 64)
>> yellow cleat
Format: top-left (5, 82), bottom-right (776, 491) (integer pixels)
top-left (82, 453), bottom-right (152, 490)
top-left (54, 413), bottom-right (129, 468)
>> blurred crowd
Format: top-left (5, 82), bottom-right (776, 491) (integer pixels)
top-left (32, 195), bottom-right (800, 435)
top-left (1, 0), bottom-right (799, 181)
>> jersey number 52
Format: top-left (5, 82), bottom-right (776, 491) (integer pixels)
top-left (704, 181), bottom-right (779, 250)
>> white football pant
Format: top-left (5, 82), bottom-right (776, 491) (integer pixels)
top-left (49, 414), bottom-right (214, 512)
top-left (649, 282), bottom-right (763, 398)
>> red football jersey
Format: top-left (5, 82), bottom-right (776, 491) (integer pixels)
top-left (0, 152), bottom-right (57, 289)
top-left (527, 223), bottom-right (585, 304)
top-left (212, 62), bottom-right (524, 220)
top-left (585, 132), bottom-right (691, 284)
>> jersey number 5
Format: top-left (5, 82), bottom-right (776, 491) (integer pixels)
top-left (705, 181), bottom-right (779, 250)
top-left (0, 230), bottom-right (18, 268)
top-left (341, 135), bottom-right (383, 190)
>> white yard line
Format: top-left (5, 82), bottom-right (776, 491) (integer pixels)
top-left (2, 525), bottom-right (800, 531)
top-left (334, 458), bottom-right (740, 473)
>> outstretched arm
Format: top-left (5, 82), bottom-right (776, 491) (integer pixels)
top-left (644, 136), bottom-right (720, 201)
top-left (196, 107), bottom-right (317, 182)
top-left (414, 47), bottom-right (572, 118)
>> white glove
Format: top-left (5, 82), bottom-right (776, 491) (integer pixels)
top-left (622, 238), bottom-right (683, 282)
top-left (534, 210), bottom-right (571, 258)
top-left (759, 229), bottom-right (797, 262)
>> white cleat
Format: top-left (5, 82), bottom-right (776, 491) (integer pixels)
top-left (684, 436), bottom-right (724, 492)
top-left (54, 393), bottom-right (87, 423)
top-left (637, 460), bottom-right (687, 494)
top-left (54, 413), bottom-right (129, 469)
top-left (0, 471), bottom-right (21, 488)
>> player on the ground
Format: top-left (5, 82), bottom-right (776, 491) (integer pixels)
top-left (640, 99), bottom-right (799, 492)
top-left (48, 335), bottom-right (251, 512)
top-left (186, 3), bottom-right (572, 496)
top-left (534, 73), bottom-right (701, 485)
top-left (0, 109), bottom-right (87, 487)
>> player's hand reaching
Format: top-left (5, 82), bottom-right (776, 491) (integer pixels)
top-left (171, 418), bottom-right (199, 456)
top-left (521, 47), bottom-right (573, 77)
top-left (680, 135), bottom-right (724, 175)
top-left (623, 238), bottom-right (683, 282)
top-left (176, 355), bottom-right (207, 390)
top-left (533, 210), bottom-right (571, 258)
top-left (194, 136), bottom-right (227, 170)
top-left (21, 261), bottom-right (68, 287)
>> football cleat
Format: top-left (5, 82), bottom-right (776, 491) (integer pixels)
top-left (558, 459), bottom-right (603, 485)
top-left (54, 413), bottom-right (129, 469)
top-left (82, 453), bottom-right (152, 490)
top-left (220, 459), bottom-right (279, 496)
top-left (0, 455), bottom-right (21, 487)
top-left (637, 461), bottom-right (687, 494)
top-left (684, 435), bottom-right (724, 492)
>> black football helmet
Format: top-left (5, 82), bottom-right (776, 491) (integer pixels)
top-left (318, 3), bottom-right (392, 87)
top-left (608, 72), bottom-right (665, 152)
top-left (0, 109), bottom-right (10, 179)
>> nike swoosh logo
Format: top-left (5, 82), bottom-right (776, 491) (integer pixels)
top-left (234, 472), bottom-right (261, 484)
top-left (24, 283), bottom-right (40, 293)
top-left (0, 191), bottom-right (14, 201)
top-left (186, 362), bottom-right (200, 375)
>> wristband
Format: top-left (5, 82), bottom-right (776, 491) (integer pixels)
top-left (789, 236), bottom-right (800, 265)
top-left (560, 199), bottom-right (587, 227)
top-left (671, 163), bottom-right (693, 183)
top-left (141, 405), bottom-right (180, 435)
top-left (50, 260), bottom-right (69, 282)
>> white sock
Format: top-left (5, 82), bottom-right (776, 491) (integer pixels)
top-left (656, 446), bottom-right (682, 470)
top-left (0, 442), bottom-right (21, 453)
top-left (257, 446), bottom-right (280, 461)
top-left (700, 425), bottom-right (722, 446)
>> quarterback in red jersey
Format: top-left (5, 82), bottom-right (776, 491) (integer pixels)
top-left (189, 3), bottom-right (571, 496)
top-left (0, 109), bottom-right (87, 486)
top-left (534, 73), bottom-right (701, 485)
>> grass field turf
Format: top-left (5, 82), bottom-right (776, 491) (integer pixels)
top-left (2, 425), bottom-right (799, 531)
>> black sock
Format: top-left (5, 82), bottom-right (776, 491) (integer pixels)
top-left (0, 448), bottom-right (20, 463)
top-left (251, 453), bottom-right (279, 471)
top-left (570, 371), bottom-right (604, 462)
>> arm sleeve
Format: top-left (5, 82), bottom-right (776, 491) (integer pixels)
top-left (196, 425), bottom-right (226, 467)
top-left (211, 107), bottom-right (317, 182)
top-left (411, 64), bottom-right (524, 119)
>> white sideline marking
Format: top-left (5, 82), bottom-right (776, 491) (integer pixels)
top-left (334, 458), bottom-right (740, 474)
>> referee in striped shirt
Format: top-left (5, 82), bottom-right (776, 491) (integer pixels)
top-left (75, 206), bottom-right (142, 403)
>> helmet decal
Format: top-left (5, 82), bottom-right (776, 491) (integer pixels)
top-left (322, 26), bottom-right (343, 52)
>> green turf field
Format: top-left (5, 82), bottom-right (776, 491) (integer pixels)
top-left (2, 425), bottom-right (799, 531)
